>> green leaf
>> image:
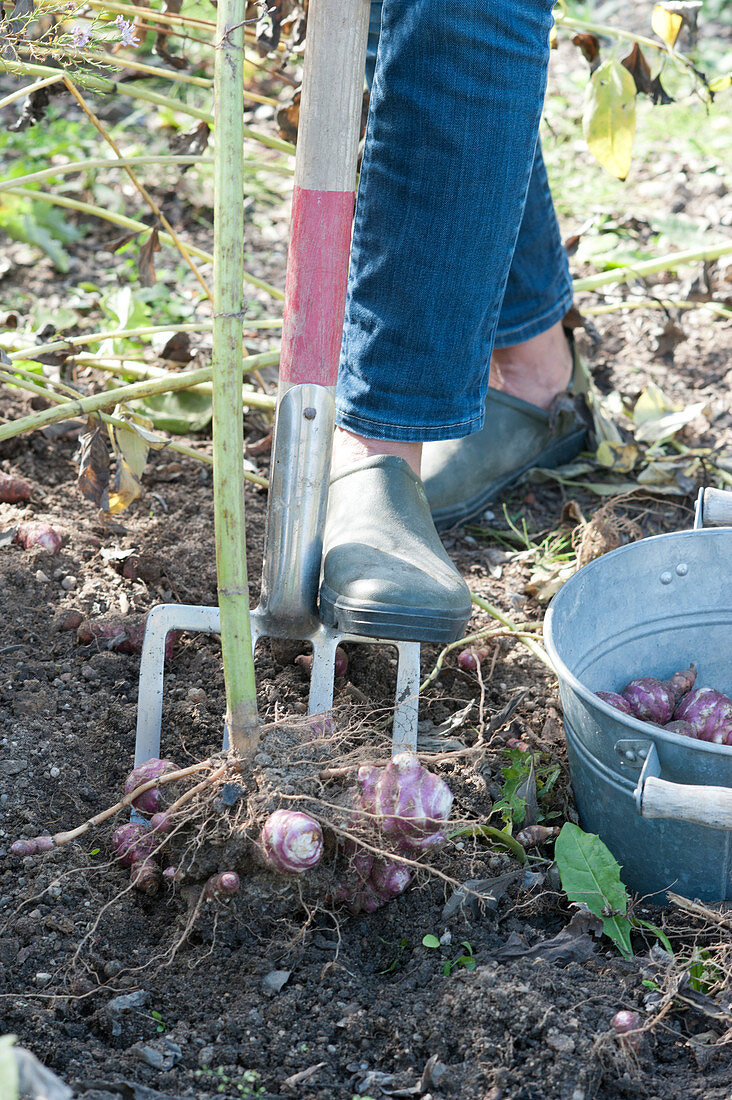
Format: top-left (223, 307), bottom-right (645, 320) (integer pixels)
top-left (0, 1035), bottom-right (19, 1100)
top-left (135, 389), bottom-right (212, 434)
top-left (554, 823), bottom-right (633, 957)
top-left (422, 934), bottom-right (440, 950)
top-left (583, 60), bottom-right (637, 180)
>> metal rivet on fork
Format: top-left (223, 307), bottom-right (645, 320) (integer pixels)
top-left (303, 407), bottom-right (317, 420)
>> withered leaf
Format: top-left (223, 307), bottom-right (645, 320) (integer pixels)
top-left (648, 74), bottom-right (675, 106)
top-left (169, 121), bottom-right (210, 163)
top-left (154, 0), bottom-right (186, 68)
top-left (621, 43), bottom-right (675, 104)
top-left (160, 332), bottom-right (193, 363)
top-left (621, 43), bottom-right (654, 96)
top-left (76, 422), bottom-right (110, 510)
top-left (571, 32), bottom-right (601, 71)
top-left (276, 88), bottom-right (301, 145)
top-left (138, 227), bottom-right (161, 288)
top-left (9, 85), bottom-right (51, 132)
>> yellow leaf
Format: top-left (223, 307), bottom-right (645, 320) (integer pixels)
top-left (582, 60), bottom-right (637, 180)
top-left (595, 440), bottom-right (639, 473)
top-left (651, 4), bottom-right (683, 47)
top-left (549, 23), bottom-right (557, 49)
top-left (709, 73), bottom-right (731, 93)
top-left (106, 406), bottom-right (164, 514)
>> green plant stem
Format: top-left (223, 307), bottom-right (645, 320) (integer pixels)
top-left (16, 44), bottom-right (280, 107)
top-left (2, 187), bottom-right (285, 300)
top-left (211, 0), bottom-right (259, 755)
top-left (0, 155), bottom-right (211, 192)
top-left (8, 324), bottom-right (280, 361)
top-left (0, 155), bottom-right (291, 193)
top-left (71, 351), bottom-right (279, 399)
top-left (582, 298), bottom-right (732, 320)
top-left (470, 593), bottom-right (555, 672)
top-left (420, 623), bottom-right (542, 693)
top-left (2, 59), bottom-right (295, 156)
top-left (0, 74), bottom-right (64, 109)
top-left (451, 824), bottom-right (528, 865)
top-left (0, 356), bottom-right (276, 442)
top-left (0, 366), bottom-right (270, 487)
top-left (573, 242), bottom-right (732, 292)
top-left (554, 11), bottom-right (675, 54)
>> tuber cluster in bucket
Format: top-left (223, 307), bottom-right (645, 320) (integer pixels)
top-left (596, 665), bottom-right (732, 746)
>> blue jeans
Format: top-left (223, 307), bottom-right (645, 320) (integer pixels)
top-left (335, 0), bottom-right (573, 443)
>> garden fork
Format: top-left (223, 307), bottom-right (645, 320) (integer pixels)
top-left (133, 0), bottom-right (421, 768)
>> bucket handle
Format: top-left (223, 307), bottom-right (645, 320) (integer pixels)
top-left (694, 487), bottom-right (732, 529)
top-left (635, 744), bottom-right (732, 830)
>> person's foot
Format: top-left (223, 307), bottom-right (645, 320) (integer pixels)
top-left (490, 321), bottom-right (573, 409)
top-left (332, 427), bottom-right (422, 478)
top-left (320, 452), bottom-right (471, 644)
top-left (422, 324), bottom-right (589, 530)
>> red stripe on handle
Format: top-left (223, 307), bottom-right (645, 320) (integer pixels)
top-left (280, 186), bottom-right (354, 387)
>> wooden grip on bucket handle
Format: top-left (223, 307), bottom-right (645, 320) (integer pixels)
top-left (640, 777), bottom-right (732, 830)
top-left (695, 487), bottom-right (732, 528)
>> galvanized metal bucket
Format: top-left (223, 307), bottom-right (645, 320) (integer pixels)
top-left (544, 487), bottom-right (732, 901)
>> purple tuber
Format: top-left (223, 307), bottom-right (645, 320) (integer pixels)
top-left (595, 691), bottom-right (633, 715)
top-left (203, 871), bottom-right (240, 901)
top-left (621, 679), bottom-right (676, 725)
top-left (11, 835), bottom-right (54, 856)
top-left (457, 646), bottom-right (490, 673)
top-left (663, 719), bottom-right (696, 738)
top-left (112, 823), bottom-right (157, 867)
top-left (150, 811), bottom-right (173, 834)
top-left (620, 666), bottom-right (697, 726)
top-left (77, 614), bottom-right (177, 659)
top-left (124, 758), bottom-right (177, 815)
top-left (295, 647), bottom-right (348, 679)
top-left (611, 1009), bottom-right (642, 1049)
top-left (674, 688), bottom-right (732, 743)
top-left (0, 472), bottom-right (31, 503)
top-left (370, 857), bottom-right (411, 900)
top-left (261, 809), bottom-right (323, 874)
top-left (373, 753), bottom-right (453, 851)
top-left (14, 521), bottom-right (66, 554)
top-left (131, 858), bottom-right (162, 896)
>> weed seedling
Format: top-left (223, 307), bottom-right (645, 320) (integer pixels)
top-left (422, 934), bottom-right (477, 976)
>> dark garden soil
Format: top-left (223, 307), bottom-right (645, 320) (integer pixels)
top-left (2, 16), bottom-right (732, 1100)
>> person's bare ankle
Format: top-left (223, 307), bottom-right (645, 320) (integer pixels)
top-left (491, 321), bottom-right (572, 411)
top-left (332, 428), bottom-right (422, 478)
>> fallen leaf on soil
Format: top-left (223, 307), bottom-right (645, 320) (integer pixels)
top-left (494, 909), bottom-right (603, 966)
top-left (632, 383), bottom-right (708, 443)
top-left (442, 872), bottom-right (521, 921)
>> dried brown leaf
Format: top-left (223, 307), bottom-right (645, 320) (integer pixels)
top-left (76, 423), bottom-right (110, 510)
top-left (138, 227), bottom-right (161, 288)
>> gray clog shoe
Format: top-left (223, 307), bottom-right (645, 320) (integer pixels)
top-left (423, 350), bottom-right (590, 530)
top-left (320, 455), bottom-right (472, 644)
